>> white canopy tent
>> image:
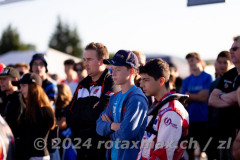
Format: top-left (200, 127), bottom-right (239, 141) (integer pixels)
top-left (0, 48), bottom-right (82, 79)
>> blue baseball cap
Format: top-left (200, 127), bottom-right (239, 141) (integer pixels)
top-left (103, 50), bottom-right (140, 69)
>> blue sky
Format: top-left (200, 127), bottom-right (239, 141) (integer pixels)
top-left (0, 0), bottom-right (239, 60)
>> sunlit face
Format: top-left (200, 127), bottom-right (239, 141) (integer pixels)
top-left (20, 83), bottom-right (28, 99)
top-left (32, 59), bottom-right (46, 77)
top-left (230, 41), bottom-right (240, 65)
top-left (140, 73), bottom-right (160, 97)
top-left (217, 57), bottom-right (231, 76)
top-left (111, 66), bottom-right (131, 85)
top-left (0, 76), bottom-right (14, 92)
top-left (187, 57), bottom-right (200, 71)
top-left (83, 50), bottom-right (102, 78)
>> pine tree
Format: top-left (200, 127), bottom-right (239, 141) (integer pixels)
top-left (49, 17), bottom-right (83, 58)
top-left (0, 24), bottom-right (35, 55)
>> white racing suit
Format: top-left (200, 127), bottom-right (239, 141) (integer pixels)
top-left (137, 92), bottom-right (189, 160)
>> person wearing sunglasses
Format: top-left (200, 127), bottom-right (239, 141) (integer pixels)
top-left (74, 61), bottom-right (87, 83)
top-left (209, 36), bottom-right (240, 160)
top-left (14, 63), bottom-right (30, 77)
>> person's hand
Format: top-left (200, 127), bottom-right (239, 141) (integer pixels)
top-left (110, 123), bottom-right (121, 131)
top-left (101, 114), bottom-right (112, 122)
top-left (221, 91), bottom-right (237, 105)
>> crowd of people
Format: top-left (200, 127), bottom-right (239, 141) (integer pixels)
top-left (0, 37), bottom-right (240, 160)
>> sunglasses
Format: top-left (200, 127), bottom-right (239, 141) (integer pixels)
top-left (230, 46), bottom-right (239, 52)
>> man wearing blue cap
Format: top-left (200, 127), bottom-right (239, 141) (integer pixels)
top-left (96, 50), bottom-right (148, 160)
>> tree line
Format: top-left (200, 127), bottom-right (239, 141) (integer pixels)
top-left (0, 17), bottom-right (83, 58)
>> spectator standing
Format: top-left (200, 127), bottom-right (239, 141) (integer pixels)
top-left (13, 73), bottom-right (55, 160)
top-left (132, 50), bottom-right (146, 87)
top-left (206, 51), bottom-right (231, 159)
top-left (0, 67), bottom-right (25, 137)
top-left (55, 83), bottom-right (72, 158)
top-left (181, 52), bottom-right (212, 159)
top-left (29, 53), bottom-right (58, 106)
top-left (209, 36), bottom-right (240, 160)
top-left (137, 58), bottom-right (189, 160)
top-left (96, 50), bottom-right (148, 160)
top-left (14, 63), bottom-right (29, 76)
top-left (169, 63), bottom-right (182, 93)
top-left (74, 61), bottom-right (87, 83)
top-left (29, 53), bottom-right (59, 159)
top-left (66, 42), bottom-right (118, 160)
top-left (61, 59), bottom-right (78, 95)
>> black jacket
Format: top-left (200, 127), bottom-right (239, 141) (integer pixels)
top-left (2, 91), bottom-right (25, 137)
top-left (19, 106), bottom-right (54, 159)
top-left (67, 69), bottom-right (117, 135)
top-left (66, 69), bottom-right (118, 158)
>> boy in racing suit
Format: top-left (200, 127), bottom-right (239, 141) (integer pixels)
top-left (137, 58), bottom-right (189, 160)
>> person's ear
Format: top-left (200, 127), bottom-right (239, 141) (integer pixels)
top-left (99, 59), bottom-right (104, 65)
top-left (159, 77), bottom-right (165, 87)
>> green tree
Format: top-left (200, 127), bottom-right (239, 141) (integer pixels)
top-left (0, 24), bottom-right (35, 55)
top-left (49, 17), bottom-right (83, 58)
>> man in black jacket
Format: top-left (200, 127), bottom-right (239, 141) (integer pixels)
top-left (67, 42), bottom-right (118, 160)
top-left (0, 67), bottom-right (25, 137)
top-left (0, 67), bottom-right (25, 159)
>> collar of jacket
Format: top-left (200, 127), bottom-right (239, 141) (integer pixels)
top-left (84, 69), bottom-right (110, 87)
